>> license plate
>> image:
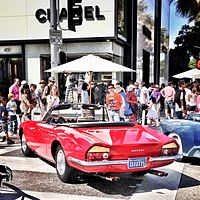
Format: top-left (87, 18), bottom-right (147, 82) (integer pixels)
top-left (128, 157), bottom-right (146, 169)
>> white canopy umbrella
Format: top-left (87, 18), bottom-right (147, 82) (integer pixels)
top-left (45, 54), bottom-right (135, 73)
top-left (173, 68), bottom-right (200, 79)
top-left (46, 54), bottom-right (135, 103)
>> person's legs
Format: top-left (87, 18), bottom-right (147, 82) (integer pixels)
top-left (8, 117), bottom-right (13, 135)
top-left (2, 121), bottom-right (15, 144)
top-left (164, 101), bottom-right (169, 119)
top-left (156, 103), bottom-right (160, 121)
top-left (141, 104), bottom-right (148, 125)
top-left (120, 117), bottom-right (125, 121)
top-left (169, 100), bottom-right (174, 118)
top-left (65, 87), bottom-right (70, 102)
top-left (155, 118), bottom-right (160, 127)
top-left (176, 111), bottom-right (183, 119)
top-left (129, 114), bottom-right (137, 123)
top-left (113, 111), bottom-right (120, 122)
top-left (149, 118), bottom-right (152, 126)
top-left (142, 110), bottom-right (146, 126)
top-left (108, 110), bottom-right (113, 121)
top-left (9, 115), bottom-right (18, 134)
top-left (170, 109), bottom-right (174, 118)
top-left (15, 100), bottom-right (21, 115)
top-left (13, 115), bottom-right (18, 134)
top-left (1, 121), bottom-right (6, 142)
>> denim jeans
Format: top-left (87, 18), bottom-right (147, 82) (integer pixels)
top-left (8, 115), bottom-right (18, 134)
top-left (108, 110), bottom-right (120, 122)
top-left (176, 111), bottom-right (183, 119)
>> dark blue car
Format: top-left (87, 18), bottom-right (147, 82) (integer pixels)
top-left (160, 112), bottom-right (200, 160)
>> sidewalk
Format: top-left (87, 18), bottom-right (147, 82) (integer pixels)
top-left (0, 131), bottom-right (20, 144)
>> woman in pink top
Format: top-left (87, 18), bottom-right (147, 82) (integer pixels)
top-left (196, 94), bottom-right (200, 112)
top-left (160, 81), bottom-right (176, 119)
top-left (9, 78), bottom-right (20, 114)
top-left (126, 85), bottom-right (138, 122)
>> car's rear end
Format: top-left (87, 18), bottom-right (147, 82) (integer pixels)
top-left (67, 123), bottom-right (181, 173)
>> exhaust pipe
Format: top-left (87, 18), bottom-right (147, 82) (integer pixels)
top-left (94, 174), bottom-right (120, 181)
top-left (148, 169), bottom-right (168, 177)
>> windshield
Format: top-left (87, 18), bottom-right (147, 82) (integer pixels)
top-left (42, 103), bottom-right (109, 124)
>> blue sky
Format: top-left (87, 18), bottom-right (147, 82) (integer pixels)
top-left (170, 4), bottom-right (189, 48)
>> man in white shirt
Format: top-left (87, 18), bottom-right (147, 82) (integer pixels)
top-left (139, 82), bottom-right (149, 125)
top-left (140, 82), bottom-right (149, 105)
top-left (174, 80), bottom-right (186, 119)
top-left (184, 83), bottom-right (191, 114)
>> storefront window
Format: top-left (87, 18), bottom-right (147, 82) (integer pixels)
top-left (0, 56), bottom-right (23, 97)
top-left (160, 0), bottom-right (170, 83)
top-left (117, 0), bottom-right (127, 39)
top-left (40, 55), bottom-right (51, 83)
top-left (137, 0), bottom-right (155, 83)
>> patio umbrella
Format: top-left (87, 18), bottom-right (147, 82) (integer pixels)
top-left (45, 54), bottom-right (135, 73)
top-left (46, 54), bottom-right (135, 103)
top-left (173, 68), bottom-right (200, 79)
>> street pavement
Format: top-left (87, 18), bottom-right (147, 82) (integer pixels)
top-left (0, 113), bottom-right (200, 200)
top-left (0, 144), bottom-right (184, 200)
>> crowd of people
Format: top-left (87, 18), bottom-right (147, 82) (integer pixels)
top-left (0, 76), bottom-right (200, 145)
top-left (105, 80), bottom-right (200, 126)
top-left (0, 77), bottom-right (60, 144)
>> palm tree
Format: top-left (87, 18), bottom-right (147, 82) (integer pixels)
top-left (170, 0), bottom-right (200, 22)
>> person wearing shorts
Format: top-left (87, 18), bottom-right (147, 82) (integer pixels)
top-left (160, 81), bottom-right (176, 119)
top-left (164, 100), bottom-right (174, 118)
top-left (0, 97), bottom-right (15, 144)
top-left (106, 84), bottom-right (122, 122)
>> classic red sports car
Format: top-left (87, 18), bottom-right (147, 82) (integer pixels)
top-left (19, 103), bottom-right (181, 183)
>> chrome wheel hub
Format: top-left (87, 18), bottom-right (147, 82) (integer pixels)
top-left (22, 134), bottom-right (27, 152)
top-left (57, 149), bottom-right (66, 175)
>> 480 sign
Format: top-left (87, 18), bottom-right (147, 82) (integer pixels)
top-left (35, 0), bottom-right (105, 32)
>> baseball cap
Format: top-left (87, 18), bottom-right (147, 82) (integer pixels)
top-left (114, 85), bottom-right (124, 93)
top-left (21, 80), bottom-right (27, 85)
top-left (49, 77), bottom-right (56, 82)
top-left (127, 85), bottom-right (135, 92)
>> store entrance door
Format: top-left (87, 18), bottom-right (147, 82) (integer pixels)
top-left (0, 56), bottom-right (23, 97)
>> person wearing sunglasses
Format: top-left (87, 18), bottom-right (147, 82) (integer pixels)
top-left (106, 84), bottom-right (122, 121)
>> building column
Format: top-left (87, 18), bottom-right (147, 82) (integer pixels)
top-left (154, 0), bottom-right (162, 84)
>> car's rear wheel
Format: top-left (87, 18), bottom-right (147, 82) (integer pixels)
top-left (168, 133), bottom-right (184, 161)
top-left (55, 145), bottom-right (78, 183)
top-left (21, 132), bottom-right (33, 157)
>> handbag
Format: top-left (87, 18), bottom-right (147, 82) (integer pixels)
top-left (141, 104), bottom-right (149, 110)
top-left (130, 103), bottom-right (138, 114)
top-left (41, 98), bottom-right (47, 105)
top-left (124, 104), bottom-right (134, 116)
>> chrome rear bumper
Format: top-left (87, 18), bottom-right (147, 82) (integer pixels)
top-left (67, 154), bottom-right (183, 167)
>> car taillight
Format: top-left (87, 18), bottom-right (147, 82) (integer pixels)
top-left (162, 142), bottom-right (179, 156)
top-left (86, 146), bottom-right (111, 161)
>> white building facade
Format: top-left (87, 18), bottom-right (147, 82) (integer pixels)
top-left (0, 0), bottom-right (170, 98)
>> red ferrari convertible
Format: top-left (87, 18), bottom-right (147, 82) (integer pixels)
top-left (19, 103), bottom-right (181, 183)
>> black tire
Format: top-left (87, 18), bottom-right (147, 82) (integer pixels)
top-left (21, 132), bottom-right (33, 157)
top-left (55, 145), bottom-right (78, 183)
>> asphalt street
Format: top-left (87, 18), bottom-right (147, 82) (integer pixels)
top-left (0, 113), bottom-right (200, 200)
top-left (0, 133), bottom-right (199, 200)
